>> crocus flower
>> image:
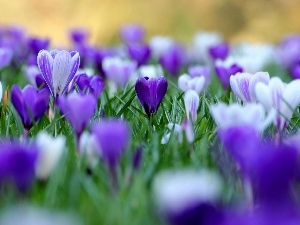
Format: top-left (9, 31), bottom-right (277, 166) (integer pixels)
top-left (188, 65), bottom-right (211, 86)
top-left (255, 77), bottom-right (300, 130)
top-left (277, 35), bottom-right (300, 69)
top-left (135, 76), bottom-right (168, 118)
top-left (289, 61), bottom-right (300, 80)
top-left (58, 93), bottom-right (97, 139)
top-left (149, 36), bottom-right (174, 59)
top-left (127, 43), bottom-right (151, 66)
top-left (27, 37), bottom-right (49, 55)
top-left (79, 131), bottom-right (99, 169)
top-left (69, 27), bottom-right (89, 44)
top-left (0, 47), bottom-right (13, 70)
top-left (152, 169), bottom-right (222, 225)
top-left (92, 119), bottom-right (130, 170)
top-left (209, 42), bottom-right (229, 60)
top-left (24, 65), bottom-right (46, 89)
top-left (102, 56), bottom-right (137, 88)
top-left (120, 24), bottom-right (145, 44)
top-left (68, 73), bottom-right (105, 98)
top-left (230, 72), bottom-right (270, 102)
top-left (178, 74), bottom-right (205, 94)
top-left (210, 102), bottom-right (274, 133)
top-left (0, 141), bottom-right (37, 192)
top-left (11, 85), bottom-right (50, 130)
top-left (35, 131), bottom-right (66, 180)
top-left (161, 119), bottom-right (194, 144)
top-left (159, 44), bottom-right (185, 76)
top-left (37, 49), bottom-right (80, 100)
top-left (132, 146), bottom-right (142, 171)
top-left (215, 57), bottom-right (243, 89)
top-left (184, 90), bottom-right (200, 122)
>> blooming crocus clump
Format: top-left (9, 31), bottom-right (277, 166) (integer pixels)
top-left (135, 76), bottom-right (168, 118)
top-left (37, 49), bottom-right (80, 100)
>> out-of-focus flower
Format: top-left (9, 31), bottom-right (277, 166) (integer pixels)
top-left (37, 49), bottom-right (80, 100)
top-left (153, 169), bottom-right (222, 225)
top-left (178, 74), bottom-right (205, 94)
top-left (92, 119), bottom-right (130, 170)
top-left (159, 44), bottom-right (185, 76)
top-left (35, 131), bottom-right (66, 180)
top-left (255, 77), bottom-right (300, 130)
top-left (24, 65), bottom-right (46, 89)
top-left (68, 73), bottom-right (104, 98)
top-left (120, 24), bottom-right (145, 44)
top-left (127, 43), bottom-right (151, 66)
top-left (102, 56), bottom-right (137, 88)
top-left (0, 205), bottom-right (82, 225)
top-left (277, 35), bottom-right (300, 69)
top-left (58, 93), bottom-right (96, 139)
top-left (210, 102), bottom-right (274, 133)
top-left (0, 141), bottom-right (37, 192)
top-left (149, 36), bottom-right (174, 59)
top-left (132, 146), bottom-right (142, 171)
top-left (184, 90), bottom-right (200, 122)
top-left (135, 76), bottom-right (168, 118)
top-left (188, 65), bottom-right (211, 86)
top-left (11, 85), bottom-right (49, 129)
top-left (209, 42), bottom-right (229, 60)
top-left (192, 31), bottom-right (223, 63)
top-left (69, 27), bottom-right (89, 44)
top-left (27, 37), bottom-right (49, 55)
top-left (289, 61), bottom-right (300, 80)
top-left (0, 81), bottom-right (2, 103)
top-left (137, 64), bottom-right (164, 78)
top-left (230, 72), bottom-right (270, 102)
top-left (215, 57), bottom-right (243, 89)
top-left (161, 120), bottom-right (194, 144)
top-left (0, 47), bottom-right (13, 70)
top-left (79, 131), bottom-right (99, 168)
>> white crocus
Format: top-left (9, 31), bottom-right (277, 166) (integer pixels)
top-left (138, 64), bottom-right (164, 78)
top-left (79, 131), bottom-right (99, 168)
top-left (152, 169), bottom-right (222, 214)
top-left (210, 102), bottom-right (274, 132)
top-left (178, 74), bottom-right (205, 94)
top-left (161, 120), bottom-right (194, 144)
top-left (230, 72), bottom-right (270, 102)
top-left (149, 36), bottom-right (174, 59)
top-left (255, 77), bottom-right (300, 130)
top-left (35, 132), bottom-right (66, 180)
top-left (184, 90), bottom-right (200, 122)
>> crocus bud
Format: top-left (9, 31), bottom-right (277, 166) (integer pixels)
top-left (0, 47), bottom-right (13, 70)
top-left (135, 76), bottom-right (168, 118)
top-left (120, 24), bottom-right (145, 44)
top-left (184, 90), bottom-right (199, 122)
top-left (79, 131), bottom-right (99, 169)
top-left (35, 131), bottom-right (66, 180)
top-left (209, 42), bottom-right (229, 60)
top-left (178, 74), bottom-right (205, 94)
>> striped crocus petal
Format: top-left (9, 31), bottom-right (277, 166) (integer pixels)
top-left (184, 90), bottom-right (199, 122)
top-left (37, 50), bottom-right (54, 96)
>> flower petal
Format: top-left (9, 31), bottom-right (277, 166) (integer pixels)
top-left (37, 50), bottom-right (54, 96)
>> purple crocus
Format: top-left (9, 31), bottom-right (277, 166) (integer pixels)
top-left (135, 76), bottom-right (168, 118)
top-left (209, 43), bottom-right (230, 60)
top-left (69, 27), bottom-right (89, 44)
top-left (27, 37), bottom-right (49, 55)
top-left (215, 57), bottom-right (243, 89)
top-left (0, 47), bottom-right (13, 70)
top-left (24, 65), bottom-right (46, 89)
top-left (120, 24), bottom-right (145, 44)
top-left (11, 85), bottom-right (50, 130)
top-left (68, 73), bottom-right (105, 98)
top-left (92, 119), bottom-right (130, 170)
top-left (0, 141), bottom-right (38, 192)
top-left (37, 49), bottom-right (80, 100)
top-left (127, 43), bottom-right (151, 66)
top-left (159, 44), bottom-right (186, 76)
top-left (58, 93), bottom-right (97, 140)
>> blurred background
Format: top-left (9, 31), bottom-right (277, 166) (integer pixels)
top-left (0, 0), bottom-right (300, 46)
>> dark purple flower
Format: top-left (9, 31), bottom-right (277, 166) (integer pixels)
top-left (135, 76), bottom-right (168, 117)
top-left (93, 47), bottom-right (118, 75)
top-left (159, 44), bottom-right (185, 76)
top-left (27, 37), bottom-right (49, 55)
top-left (209, 43), bottom-right (230, 60)
top-left (92, 119), bottom-right (130, 169)
top-left (120, 24), bottom-right (145, 44)
top-left (69, 27), bottom-right (89, 44)
top-left (127, 43), bottom-right (151, 66)
top-left (289, 61), bottom-right (300, 79)
top-left (0, 141), bottom-right (37, 192)
top-left (37, 49), bottom-right (80, 100)
top-left (0, 47), bottom-right (13, 70)
top-left (188, 65), bottom-right (211, 86)
top-left (277, 35), bottom-right (300, 69)
top-left (24, 65), bottom-right (46, 89)
top-left (69, 73), bottom-right (105, 98)
top-left (215, 61), bottom-right (243, 89)
top-left (58, 93), bottom-right (97, 138)
top-left (11, 85), bottom-right (50, 129)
